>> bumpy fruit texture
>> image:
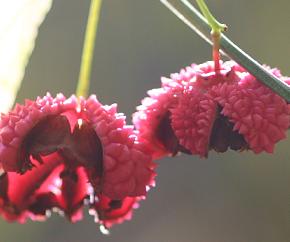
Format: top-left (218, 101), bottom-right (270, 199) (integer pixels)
top-left (0, 93), bottom-right (156, 227)
top-left (133, 61), bottom-right (290, 159)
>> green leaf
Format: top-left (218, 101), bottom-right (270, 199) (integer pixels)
top-left (0, 0), bottom-right (53, 112)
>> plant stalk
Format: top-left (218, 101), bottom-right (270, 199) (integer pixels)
top-left (76, 0), bottom-right (102, 97)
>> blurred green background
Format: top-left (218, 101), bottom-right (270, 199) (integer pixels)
top-left (1, 0), bottom-right (290, 241)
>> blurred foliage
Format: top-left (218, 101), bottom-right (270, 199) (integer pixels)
top-left (0, 0), bottom-right (52, 112)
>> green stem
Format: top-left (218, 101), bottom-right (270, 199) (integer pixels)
top-left (196, 0), bottom-right (227, 72)
top-left (160, 0), bottom-right (290, 102)
top-left (195, 0), bottom-right (226, 34)
top-left (76, 0), bottom-right (102, 97)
